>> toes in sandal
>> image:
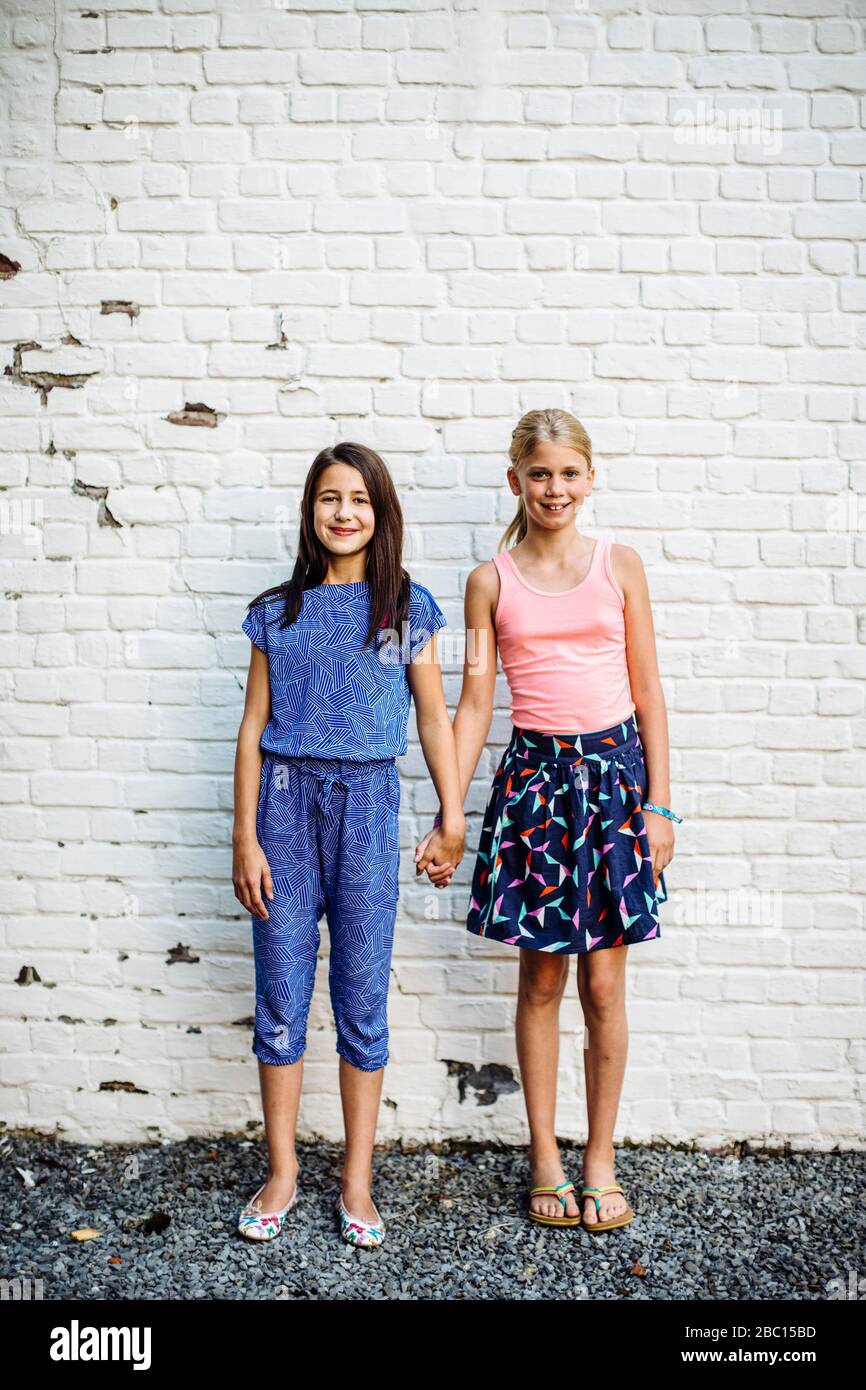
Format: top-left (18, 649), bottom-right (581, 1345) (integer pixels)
top-left (337, 1194), bottom-right (385, 1248)
top-left (528, 1179), bottom-right (582, 1227)
top-left (580, 1183), bottom-right (634, 1233)
top-left (237, 1181), bottom-right (298, 1241)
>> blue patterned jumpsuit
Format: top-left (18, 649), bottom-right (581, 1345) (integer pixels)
top-left (241, 578), bottom-right (446, 1071)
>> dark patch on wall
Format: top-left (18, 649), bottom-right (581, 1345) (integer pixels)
top-left (5, 337), bottom-right (99, 405)
top-left (99, 1080), bottom-right (149, 1094)
top-left (166, 400), bottom-right (222, 427)
top-left (100, 299), bottom-right (139, 320)
top-left (444, 1060), bottom-right (521, 1107)
top-left (166, 942), bottom-right (200, 965)
top-left (0, 254), bottom-right (21, 279)
top-left (72, 478), bottom-right (121, 528)
top-left (16, 965), bottom-right (42, 986)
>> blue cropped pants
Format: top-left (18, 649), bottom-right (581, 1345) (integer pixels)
top-left (250, 753), bottom-right (401, 1071)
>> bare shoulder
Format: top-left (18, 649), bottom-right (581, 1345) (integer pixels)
top-left (609, 542), bottom-right (647, 600)
top-left (466, 558), bottom-right (499, 594)
top-left (464, 558), bottom-right (500, 622)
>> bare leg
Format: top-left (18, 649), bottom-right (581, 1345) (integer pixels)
top-left (517, 949), bottom-right (581, 1220)
top-left (577, 945), bottom-right (629, 1224)
top-left (253, 1058), bottom-right (303, 1209)
top-left (338, 1058), bottom-right (384, 1222)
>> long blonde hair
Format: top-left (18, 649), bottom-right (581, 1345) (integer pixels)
top-left (499, 408), bottom-right (594, 551)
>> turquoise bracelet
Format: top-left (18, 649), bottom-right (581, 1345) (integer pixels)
top-left (643, 802), bottom-right (683, 824)
top-left (433, 812), bottom-right (443, 828)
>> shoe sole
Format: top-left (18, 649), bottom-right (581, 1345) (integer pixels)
top-left (582, 1210), bottom-right (635, 1233)
top-left (528, 1217), bottom-right (583, 1228)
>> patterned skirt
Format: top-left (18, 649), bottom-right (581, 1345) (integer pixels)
top-left (466, 714), bottom-right (666, 954)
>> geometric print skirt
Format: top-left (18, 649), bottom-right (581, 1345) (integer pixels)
top-left (466, 714), bottom-right (666, 954)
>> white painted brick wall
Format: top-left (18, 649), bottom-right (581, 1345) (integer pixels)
top-left (0, 0), bottom-right (864, 1150)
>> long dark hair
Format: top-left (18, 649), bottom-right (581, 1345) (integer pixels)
top-left (244, 441), bottom-right (410, 651)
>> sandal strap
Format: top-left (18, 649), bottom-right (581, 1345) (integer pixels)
top-left (581, 1182), bottom-right (626, 1213)
top-left (530, 1180), bottom-right (575, 1210)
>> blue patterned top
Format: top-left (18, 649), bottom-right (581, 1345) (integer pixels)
top-left (241, 579), bottom-right (447, 760)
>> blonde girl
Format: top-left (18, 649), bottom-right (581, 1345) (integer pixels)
top-left (418, 408), bottom-right (679, 1232)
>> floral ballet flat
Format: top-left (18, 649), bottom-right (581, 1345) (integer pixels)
top-left (237, 1181), bottom-right (299, 1241)
top-left (336, 1193), bottom-right (385, 1248)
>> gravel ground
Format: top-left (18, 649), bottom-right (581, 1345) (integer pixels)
top-left (4, 1133), bottom-right (863, 1301)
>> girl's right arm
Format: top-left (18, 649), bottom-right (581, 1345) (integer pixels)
top-left (414, 562), bottom-right (499, 885)
top-left (232, 643), bottom-right (274, 921)
top-left (452, 560), bottom-right (500, 802)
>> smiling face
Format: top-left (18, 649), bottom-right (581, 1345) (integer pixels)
top-left (313, 461), bottom-right (376, 561)
top-left (507, 441), bottom-right (594, 530)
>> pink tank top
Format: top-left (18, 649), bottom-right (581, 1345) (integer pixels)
top-left (492, 537), bottom-right (635, 734)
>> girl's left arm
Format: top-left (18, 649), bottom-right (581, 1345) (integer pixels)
top-left (614, 544), bottom-right (676, 886)
top-left (407, 631), bottom-right (466, 886)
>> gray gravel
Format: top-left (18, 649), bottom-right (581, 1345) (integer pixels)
top-left (4, 1133), bottom-right (862, 1300)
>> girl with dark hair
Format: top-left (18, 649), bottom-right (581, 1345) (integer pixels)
top-left (233, 442), bottom-right (464, 1247)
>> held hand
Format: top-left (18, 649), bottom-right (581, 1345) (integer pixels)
top-left (414, 828), bottom-right (435, 872)
top-left (414, 821), bottom-right (465, 890)
top-left (233, 839), bottom-right (273, 921)
top-left (643, 810), bottom-right (675, 891)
